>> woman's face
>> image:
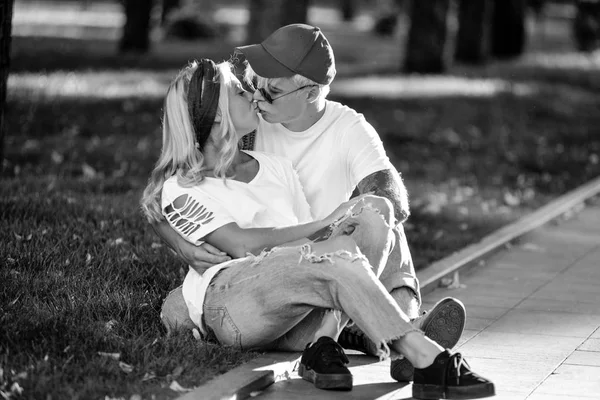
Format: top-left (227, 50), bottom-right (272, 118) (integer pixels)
top-left (228, 77), bottom-right (259, 136)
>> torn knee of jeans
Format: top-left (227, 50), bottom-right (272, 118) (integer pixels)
top-left (300, 243), bottom-right (367, 264)
top-left (248, 247), bottom-right (275, 266)
top-left (330, 201), bottom-right (393, 230)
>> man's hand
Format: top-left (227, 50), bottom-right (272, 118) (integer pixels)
top-left (174, 241), bottom-right (231, 274)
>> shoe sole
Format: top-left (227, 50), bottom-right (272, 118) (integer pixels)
top-left (413, 381), bottom-right (495, 399)
top-left (420, 297), bottom-right (466, 349)
top-left (391, 298), bottom-right (466, 383)
top-left (298, 363), bottom-right (353, 391)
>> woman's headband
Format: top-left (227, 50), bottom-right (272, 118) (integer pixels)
top-left (187, 59), bottom-right (220, 151)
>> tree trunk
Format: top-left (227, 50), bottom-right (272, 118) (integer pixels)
top-left (247, 0), bottom-right (309, 43)
top-left (455, 0), bottom-right (492, 64)
top-left (340, 0), bottom-right (356, 21)
top-left (403, 0), bottom-right (451, 74)
top-left (491, 0), bottom-right (526, 59)
top-left (0, 0), bottom-right (14, 174)
top-left (119, 0), bottom-right (154, 53)
top-left (161, 0), bottom-right (179, 25)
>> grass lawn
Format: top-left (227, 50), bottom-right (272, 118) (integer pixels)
top-left (3, 5), bottom-right (600, 399)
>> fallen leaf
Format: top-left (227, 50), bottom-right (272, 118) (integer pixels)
top-left (119, 362), bottom-right (134, 374)
top-left (10, 382), bottom-right (24, 396)
top-left (51, 151), bottom-right (64, 164)
top-left (98, 352), bottom-right (121, 361)
top-left (503, 191), bottom-right (520, 207)
top-left (169, 380), bottom-right (192, 393)
top-left (82, 163), bottom-right (97, 179)
top-left (151, 242), bottom-right (163, 249)
top-left (142, 372), bottom-right (156, 381)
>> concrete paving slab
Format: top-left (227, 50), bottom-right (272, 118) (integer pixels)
top-left (456, 329), bottom-right (481, 348)
top-left (485, 309), bottom-right (600, 338)
top-left (459, 356), bottom-right (553, 393)
top-left (577, 339), bottom-right (600, 354)
top-left (515, 298), bottom-right (600, 315)
top-left (425, 290), bottom-right (526, 308)
top-left (530, 280), bottom-right (600, 303)
top-left (457, 331), bottom-right (583, 362)
top-left (465, 317), bottom-right (496, 331)
top-left (530, 370), bottom-right (600, 398)
top-left (564, 350), bottom-right (600, 367)
top-left (591, 328), bottom-right (600, 339)
top-left (420, 302), bottom-right (509, 320)
top-left (527, 394), bottom-right (598, 400)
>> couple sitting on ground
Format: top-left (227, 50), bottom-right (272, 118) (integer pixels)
top-left (141, 24), bottom-right (495, 400)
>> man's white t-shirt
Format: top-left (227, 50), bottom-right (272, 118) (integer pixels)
top-left (161, 151), bottom-right (312, 334)
top-left (255, 100), bottom-right (394, 220)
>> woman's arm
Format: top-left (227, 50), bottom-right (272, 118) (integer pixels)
top-left (204, 199), bottom-right (359, 258)
top-left (152, 220), bottom-right (231, 271)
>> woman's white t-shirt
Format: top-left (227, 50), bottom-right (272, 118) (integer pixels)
top-left (161, 151), bottom-right (312, 334)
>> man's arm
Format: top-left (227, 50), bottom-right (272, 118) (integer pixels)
top-left (355, 169), bottom-right (409, 224)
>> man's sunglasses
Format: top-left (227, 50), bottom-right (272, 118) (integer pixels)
top-left (256, 85), bottom-right (316, 104)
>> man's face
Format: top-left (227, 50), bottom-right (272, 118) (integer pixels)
top-left (252, 77), bottom-right (310, 125)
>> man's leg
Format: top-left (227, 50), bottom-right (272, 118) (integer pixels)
top-left (331, 196), bottom-right (466, 382)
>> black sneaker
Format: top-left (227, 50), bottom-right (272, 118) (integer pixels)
top-left (337, 324), bottom-right (378, 355)
top-left (413, 350), bottom-right (495, 400)
top-left (298, 336), bottom-right (353, 391)
top-left (391, 297), bottom-right (467, 382)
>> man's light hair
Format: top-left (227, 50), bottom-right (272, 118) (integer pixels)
top-left (243, 63), bottom-right (330, 102)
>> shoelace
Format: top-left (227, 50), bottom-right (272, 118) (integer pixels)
top-left (449, 353), bottom-right (487, 385)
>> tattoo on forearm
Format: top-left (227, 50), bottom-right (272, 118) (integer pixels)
top-left (356, 169), bottom-right (410, 222)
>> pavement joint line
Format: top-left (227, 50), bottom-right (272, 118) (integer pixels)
top-left (178, 177), bottom-right (600, 400)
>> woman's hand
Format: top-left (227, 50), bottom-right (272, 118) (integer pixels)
top-left (323, 196), bottom-right (366, 226)
top-left (175, 241), bottom-right (231, 274)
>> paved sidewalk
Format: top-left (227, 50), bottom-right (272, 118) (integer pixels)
top-left (254, 201), bottom-right (600, 400)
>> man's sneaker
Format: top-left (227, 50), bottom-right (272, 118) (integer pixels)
top-left (337, 324), bottom-right (378, 355)
top-left (298, 336), bottom-right (353, 390)
top-left (391, 297), bottom-right (467, 382)
top-left (412, 350), bottom-right (495, 399)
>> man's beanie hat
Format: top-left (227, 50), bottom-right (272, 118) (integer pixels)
top-left (236, 24), bottom-right (336, 85)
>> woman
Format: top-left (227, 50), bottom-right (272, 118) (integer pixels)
top-left (141, 59), bottom-right (494, 399)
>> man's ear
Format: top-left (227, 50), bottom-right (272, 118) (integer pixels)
top-left (306, 86), bottom-right (321, 103)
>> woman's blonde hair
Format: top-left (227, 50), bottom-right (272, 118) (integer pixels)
top-left (141, 60), bottom-right (240, 222)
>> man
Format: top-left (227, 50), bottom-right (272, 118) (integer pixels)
top-left (155, 23), bottom-right (467, 385)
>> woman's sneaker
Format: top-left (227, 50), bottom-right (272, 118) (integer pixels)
top-left (298, 336), bottom-right (353, 391)
top-left (413, 350), bottom-right (495, 399)
top-left (391, 297), bottom-right (467, 382)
